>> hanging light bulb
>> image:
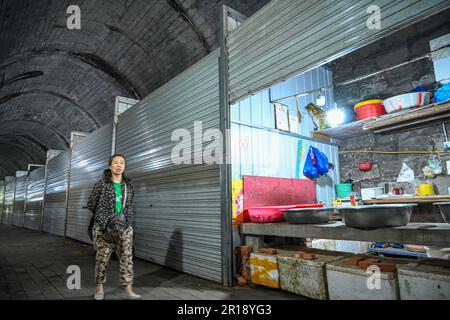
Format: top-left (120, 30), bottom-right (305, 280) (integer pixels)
top-left (326, 103), bottom-right (346, 128)
top-left (316, 89), bottom-right (326, 107)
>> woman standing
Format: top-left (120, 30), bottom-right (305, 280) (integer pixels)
top-left (87, 154), bottom-right (141, 300)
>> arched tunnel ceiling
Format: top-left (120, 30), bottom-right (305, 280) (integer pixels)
top-left (0, 0), bottom-right (270, 179)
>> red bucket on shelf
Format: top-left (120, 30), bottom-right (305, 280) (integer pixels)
top-left (354, 100), bottom-right (386, 120)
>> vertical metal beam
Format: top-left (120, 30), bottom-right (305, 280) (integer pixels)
top-left (41, 150), bottom-right (62, 232)
top-left (65, 132), bottom-right (88, 238)
top-left (64, 150), bottom-right (72, 239)
top-left (219, 5), bottom-right (247, 287)
top-left (219, 5), bottom-right (232, 287)
top-left (21, 176), bottom-right (28, 228)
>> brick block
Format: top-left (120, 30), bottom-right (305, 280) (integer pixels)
top-left (345, 256), bottom-right (367, 267)
top-left (258, 248), bottom-right (278, 255)
top-left (358, 258), bottom-right (382, 270)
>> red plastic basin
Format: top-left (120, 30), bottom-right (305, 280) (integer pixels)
top-left (241, 204), bottom-right (325, 224)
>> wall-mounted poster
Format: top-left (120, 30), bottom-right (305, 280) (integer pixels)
top-left (274, 102), bottom-right (290, 132)
top-left (289, 115), bottom-right (299, 134)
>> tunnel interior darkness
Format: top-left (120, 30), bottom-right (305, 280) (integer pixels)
top-left (0, 0), bottom-right (270, 179)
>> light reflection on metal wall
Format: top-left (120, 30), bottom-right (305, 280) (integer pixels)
top-left (66, 123), bottom-right (113, 244)
top-left (24, 166), bottom-right (46, 231)
top-left (116, 50), bottom-right (222, 283)
top-left (42, 151), bottom-right (70, 237)
top-left (0, 181), bottom-right (4, 222)
top-left (2, 177), bottom-right (15, 224)
top-left (13, 174), bottom-right (28, 227)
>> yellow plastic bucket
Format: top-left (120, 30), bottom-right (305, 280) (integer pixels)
top-left (416, 184), bottom-right (434, 196)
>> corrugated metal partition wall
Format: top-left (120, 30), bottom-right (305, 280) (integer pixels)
top-left (42, 151), bottom-right (70, 236)
top-left (270, 67), bottom-right (335, 137)
top-left (231, 124), bottom-right (340, 206)
top-left (227, 0), bottom-right (450, 102)
top-left (115, 49), bottom-right (222, 283)
top-left (2, 177), bottom-right (15, 224)
top-left (230, 66), bottom-right (340, 205)
top-left (0, 181), bottom-right (4, 221)
top-left (13, 172), bottom-right (28, 227)
top-left (231, 67), bottom-right (334, 139)
top-left (66, 123), bottom-right (113, 244)
top-left (23, 166), bottom-right (46, 231)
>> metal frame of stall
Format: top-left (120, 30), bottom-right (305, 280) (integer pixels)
top-left (12, 170), bottom-right (28, 227)
top-left (0, 181), bottom-right (5, 222)
top-left (40, 150), bottom-right (64, 233)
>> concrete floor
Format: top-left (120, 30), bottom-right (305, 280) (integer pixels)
top-left (0, 225), bottom-right (303, 300)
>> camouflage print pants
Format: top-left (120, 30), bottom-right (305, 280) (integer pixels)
top-left (93, 225), bottom-right (134, 286)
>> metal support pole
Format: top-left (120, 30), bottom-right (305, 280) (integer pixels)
top-left (219, 5), bottom-right (247, 287)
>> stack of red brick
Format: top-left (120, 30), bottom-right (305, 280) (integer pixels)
top-left (345, 255), bottom-right (397, 272)
top-left (235, 246), bottom-right (253, 286)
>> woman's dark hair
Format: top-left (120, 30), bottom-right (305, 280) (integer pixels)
top-left (104, 154), bottom-right (129, 182)
top-left (108, 154), bottom-right (126, 167)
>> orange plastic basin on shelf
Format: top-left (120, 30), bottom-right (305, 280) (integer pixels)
top-left (354, 100), bottom-right (386, 120)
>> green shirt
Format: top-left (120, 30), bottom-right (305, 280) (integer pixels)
top-left (113, 182), bottom-right (123, 215)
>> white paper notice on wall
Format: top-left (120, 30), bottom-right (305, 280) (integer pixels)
top-left (274, 102), bottom-right (290, 132)
top-left (289, 115), bottom-right (299, 134)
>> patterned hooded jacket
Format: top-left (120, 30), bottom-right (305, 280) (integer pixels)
top-left (87, 170), bottom-right (135, 230)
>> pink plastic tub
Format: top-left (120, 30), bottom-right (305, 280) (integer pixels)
top-left (383, 92), bottom-right (431, 113)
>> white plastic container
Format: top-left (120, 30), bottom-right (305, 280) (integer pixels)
top-left (398, 259), bottom-right (450, 300)
top-left (361, 187), bottom-right (384, 200)
top-left (326, 256), bottom-right (410, 300)
top-left (383, 92), bottom-right (431, 113)
top-left (278, 249), bottom-right (351, 300)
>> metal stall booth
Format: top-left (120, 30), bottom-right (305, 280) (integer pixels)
top-left (2, 176), bottom-right (15, 224)
top-left (65, 97), bottom-right (138, 244)
top-left (218, 0), bottom-right (450, 283)
top-left (221, 0), bottom-right (450, 208)
top-left (42, 150), bottom-right (70, 237)
top-left (12, 171), bottom-right (28, 227)
top-left (115, 50), bottom-right (224, 283)
top-left (0, 181), bottom-right (4, 221)
top-left (23, 166), bottom-right (46, 231)
top-left (66, 124), bottom-right (114, 244)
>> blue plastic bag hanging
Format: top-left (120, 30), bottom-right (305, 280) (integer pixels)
top-left (312, 147), bottom-right (330, 176)
top-left (303, 146), bottom-right (319, 179)
top-left (434, 83), bottom-right (450, 103)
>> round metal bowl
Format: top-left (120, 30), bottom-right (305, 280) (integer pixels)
top-left (337, 204), bottom-right (416, 229)
top-left (282, 207), bottom-right (334, 224)
top-left (434, 202), bottom-right (450, 224)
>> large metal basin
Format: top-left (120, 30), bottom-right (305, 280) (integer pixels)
top-left (434, 202), bottom-right (450, 224)
top-left (283, 207), bottom-right (334, 224)
top-left (337, 204), bottom-right (416, 229)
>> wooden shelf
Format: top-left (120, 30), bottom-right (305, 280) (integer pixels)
top-left (364, 101), bottom-right (450, 133)
top-left (314, 101), bottom-right (450, 139)
top-left (363, 195), bottom-right (450, 204)
top-left (312, 119), bottom-right (372, 140)
top-left (241, 222), bottom-right (450, 247)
